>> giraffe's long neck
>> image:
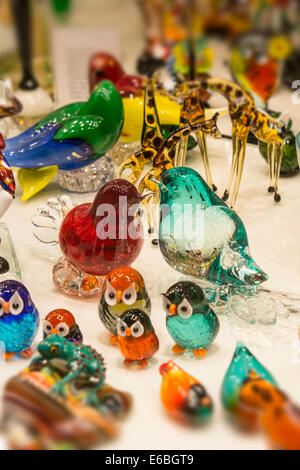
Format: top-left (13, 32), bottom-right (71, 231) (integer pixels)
top-left (201, 77), bottom-right (255, 109)
top-left (141, 78), bottom-right (164, 150)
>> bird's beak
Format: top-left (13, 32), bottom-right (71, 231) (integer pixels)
top-left (117, 290), bottom-right (123, 303)
top-left (52, 328), bottom-right (57, 335)
top-left (3, 302), bottom-right (9, 314)
top-left (125, 328), bottom-right (131, 336)
top-left (168, 304), bottom-right (177, 315)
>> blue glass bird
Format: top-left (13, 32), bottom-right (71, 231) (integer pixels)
top-left (162, 281), bottom-right (219, 357)
top-left (0, 280), bottom-right (39, 360)
top-left (157, 166), bottom-right (268, 289)
top-left (3, 80), bottom-right (124, 200)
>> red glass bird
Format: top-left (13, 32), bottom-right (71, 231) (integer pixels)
top-left (59, 179), bottom-right (144, 276)
top-left (89, 52), bottom-right (144, 97)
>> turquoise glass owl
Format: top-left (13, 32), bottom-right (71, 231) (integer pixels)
top-left (162, 281), bottom-right (219, 357)
top-left (157, 167), bottom-right (268, 288)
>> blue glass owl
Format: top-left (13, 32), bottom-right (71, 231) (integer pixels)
top-left (162, 281), bottom-right (219, 357)
top-left (0, 280), bottom-right (39, 359)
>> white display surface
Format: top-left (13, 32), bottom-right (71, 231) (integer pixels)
top-left (0, 0), bottom-right (300, 451)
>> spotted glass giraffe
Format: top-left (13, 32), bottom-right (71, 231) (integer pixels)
top-left (199, 77), bottom-right (284, 207)
top-left (117, 78), bottom-right (164, 184)
top-left (172, 80), bottom-right (217, 191)
top-left (138, 116), bottom-right (221, 233)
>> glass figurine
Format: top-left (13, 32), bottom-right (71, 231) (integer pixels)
top-left (0, 280), bottom-right (39, 360)
top-left (42, 309), bottom-right (83, 345)
top-left (30, 335), bottom-right (105, 406)
top-left (54, 179), bottom-right (144, 297)
top-left (99, 267), bottom-right (151, 344)
top-left (3, 80), bottom-right (124, 201)
top-left (2, 340), bottom-right (132, 450)
top-left (197, 76), bottom-right (284, 206)
top-left (238, 373), bottom-right (300, 450)
top-left (89, 52), bottom-right (144, 97)
top-left (162, 280), bottom-right (219, 357)
top-left (116, 309), bottom-right (159, 368)
top-left (157, 166), bottom-right (267, 288)
top-left (159, 360), bottom-right (213, 425)
top-left (221, 342), bottom-right (277, 418)
top-left (260, 117), bottom-right (299, 176)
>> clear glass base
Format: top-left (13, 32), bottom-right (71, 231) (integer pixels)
top-left (57, 156), bottom-right (115, 193)
top-left (53, 257), bottom-right (104, 297)
top-left (107, 140), bottom-right (140, 167)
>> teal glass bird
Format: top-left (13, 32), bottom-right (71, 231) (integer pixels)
top-left (221, 341), bottom-right (277, 414)
top-left (157, 166), bottom-right (268, 289)
top-left (162, 281), bottom-right (219, 357)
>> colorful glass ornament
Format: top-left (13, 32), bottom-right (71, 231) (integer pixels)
top-left (159, 360), bottom-right (213, 425)
top-left (239, 373), bottom-right (300, 450)
top-left (31, 335), bottom-right (105, 406)
top-left (0, 280), bottom-right (39, 360)
top-left (221, 342), bottom-right (277, 418)
top-left (116, 309), bottom-right (159, 368)
top-left (4, 80), bottom-right (123, 200)
top-left (157, 167), bottom-right (267, 288)
top-left (99, 267), bottom-right (151, 344)
top-left (54, 179), bottom-right (144, 296)
top-left (0, 134), bottom-right (15, 218)
top-left (2, 343), bottom-right (132, 450)
top-left (42, 309), bottom-right (83, 345)
top-left (162, 281), bottom-right (219, 357)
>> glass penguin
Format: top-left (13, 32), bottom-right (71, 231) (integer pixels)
top-left (159, 361), bottom-right (213, 425)
top-left (162, 281), bottom-right (219, 357)
top-left (99, 267), bottom-right (151, 344)
top-left (116, 309), bottom-right (159, 368)
top-left (42, 309), bottom-right (83, 345)
top-left (0, 280), bottom-right (39, 360)
top-left (157, 167), bottom-right (268, 289)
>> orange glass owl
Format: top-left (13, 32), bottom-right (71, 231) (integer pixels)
top-left (117, 309), bottom-right (159, 368)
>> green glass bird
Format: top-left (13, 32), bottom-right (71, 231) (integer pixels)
top-left (162, 281), bottom-right (219, 358)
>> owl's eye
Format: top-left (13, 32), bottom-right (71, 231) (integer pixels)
top-left (42, 319), bottom-right (53, 334)
top-left (131, 321), bottom-right (144, 338)
top-left (162, 295), bottom-right (171, 314)
top-left (117, 319), bottom-right (127, 336)
top-left (177, 298), bottom-right (193, 319)
top-left (0, 297), bottom-right (5, 317)
top-left (122, 283), bottom-right (137, 305)
top-left (104, 281), bottom-right (117, 306)
top-left (9, 292), bottom-right (24, 315)
top-left (56, 322), bottom-right (69, 337)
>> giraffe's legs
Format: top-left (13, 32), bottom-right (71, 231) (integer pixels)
top-left (174, 141), bottom-right (181, 167)
top-left (274, 142), bottom-right (283, 203)
top-left (230, 134), bottom-right (247, 209)
top-left (196, 130), bottom-right (216, 191)
top-left (117, 154), bottom-right (143, 184)
top-left (178, 135), bottom-right (188, 167)
top-left (267, 143), bottom-right (275, 193)
top-left (222, 133), bottom-right (239, 201)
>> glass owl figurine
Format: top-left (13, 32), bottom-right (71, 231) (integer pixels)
top-left (116, 309), bottom-right (159, 368)
top-left (157, 167), bottom-right (268, 304)
top-left (99, 267), bottom-right (151, 344)
top-left (162, 281), bottom-right (219, 358)
top-left (159, 361), bottom-right (213, 425)
top-left (0, 280), bottom-right (39, 360)
top-left (42, 309), bottom-right (83, 345)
